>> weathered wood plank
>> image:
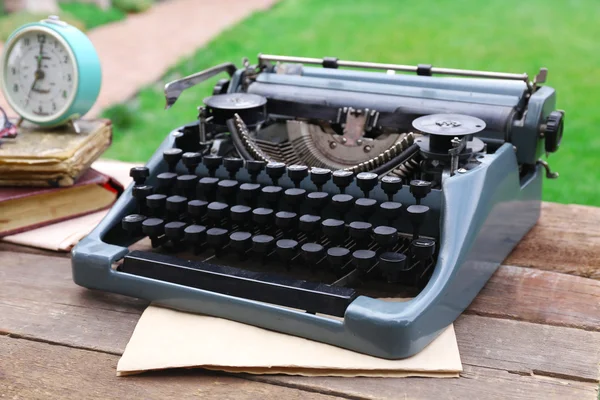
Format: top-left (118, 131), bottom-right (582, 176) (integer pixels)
top-left (248, 365), bottom-right (599, 400)
top-left (470, 265), bottom-right (600, 331)
top-left (0, 335), bottom-right (338, 400)
top-left (506, 202), bottom-right (600, 279)
top-left (1, 252), bottom-right (598, 385)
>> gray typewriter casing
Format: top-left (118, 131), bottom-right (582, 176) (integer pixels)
top-left (72, 57), bottom-right (559, 359)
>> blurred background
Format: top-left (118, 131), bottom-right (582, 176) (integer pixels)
top-left (0, 0), bottom-right (598, 206)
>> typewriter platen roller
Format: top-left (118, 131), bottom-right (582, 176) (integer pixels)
top-left (72, 54), bottom-right (564, 359)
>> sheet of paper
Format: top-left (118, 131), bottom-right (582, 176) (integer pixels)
top-left (1, 159), bottom-right (138, 251)
top-left (117, 305), bottom-right (462, 378)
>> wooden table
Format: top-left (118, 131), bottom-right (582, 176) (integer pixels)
top-left (1, 202), bottom-right (599, 399)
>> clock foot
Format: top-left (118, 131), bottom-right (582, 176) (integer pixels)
top-left (69, 119), bottom-right (81, 134)
top-left (15, 117), bottom-right (24, 128)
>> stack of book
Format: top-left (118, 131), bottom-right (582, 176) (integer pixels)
top-left (0, 119), bottom-right (122, 239)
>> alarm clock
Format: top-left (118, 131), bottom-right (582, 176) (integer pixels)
top-left (1, 15), bottom-right (101, 129)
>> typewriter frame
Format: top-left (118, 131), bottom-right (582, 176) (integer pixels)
top-left (72, 59), bottom-right (555, 359)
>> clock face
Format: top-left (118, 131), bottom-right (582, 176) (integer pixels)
top-left (2, 27), bottom-right (77, 122)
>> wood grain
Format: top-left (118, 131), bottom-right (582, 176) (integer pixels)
top-left (0, 336), bottom-right (337, 400)
top-left (506, 202), bottom-right (600, 279)
top-left (1, 252), bottom-right (598, 387)
top-left (249, 365), bottom-right (599, 400)
top-left (470, 265), bottom-right (600, 331)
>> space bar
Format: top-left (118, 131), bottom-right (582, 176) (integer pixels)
top-left (120, 250), bottom-right (357, 317)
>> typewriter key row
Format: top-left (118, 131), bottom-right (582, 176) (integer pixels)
top-left (140, 149), bottom-right (435, 204)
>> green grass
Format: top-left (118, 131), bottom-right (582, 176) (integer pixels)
top-left (102, 0), bottom-right (600, 206)
top-left (59, 2), bottom-right (126, 29)
top-left (0, 11), bottom-right (86, 41)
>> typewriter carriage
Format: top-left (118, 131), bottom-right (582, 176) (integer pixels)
top-left (72, 54), bottom-right (561, 359)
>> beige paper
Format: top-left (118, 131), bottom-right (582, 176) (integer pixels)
top-left (117, 305), bottom-right (462, 378)
top-left (1, 159), bottom-right (139, 251)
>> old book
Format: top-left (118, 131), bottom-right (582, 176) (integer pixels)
top-left (0, 119), bottom-right (112, 187)
top-left (0, 168), bottom-right (123, 237)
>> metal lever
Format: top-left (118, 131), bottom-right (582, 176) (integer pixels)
top-left (537, 159), bottom-right (559, 179)
top-left (163, 63), bottom-right (237, 109)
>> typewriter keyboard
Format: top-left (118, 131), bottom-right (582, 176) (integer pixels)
top-left (116, 148), bottom-right (439, 317)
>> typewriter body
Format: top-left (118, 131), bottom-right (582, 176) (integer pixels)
top-left (72, 54), bottom-right (564, 359)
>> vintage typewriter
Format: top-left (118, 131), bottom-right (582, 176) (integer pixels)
top-left (72, 54), bottom-right (564, 359)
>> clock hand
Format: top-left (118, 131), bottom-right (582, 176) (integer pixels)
top-left (28, 42), bottom-right (45, 98)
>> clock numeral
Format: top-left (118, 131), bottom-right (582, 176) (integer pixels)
top-left (62, 90), bottom-right (68, 99)
top-left (11, 67), bottom-right (16, 75)
top-left (67, 74), bottom-right (72, 82)
top-left (63, 56), bottom-right (68, 63)
top-left (12, 84), bottom-right (18, 93)
top-left (37, 34), bottom-right (46, 44)
top-left (52, 102), bottom-right (57, 111)
top-left (24, 38), bottom-right (30, 46)
top-left (38, 105), bottom-right (43, 114)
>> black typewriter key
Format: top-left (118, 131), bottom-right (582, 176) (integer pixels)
top-left (229, 231), bottom-right (253, 259)
top-left (142, 218), bottom-right (166, 247)
top-left (262, 185), bottom-right (283, 207)
top-left (409, 180), bottom-right (432, 205)
top-left (246, 160), bottom-right (266, 183)
top-left (373, 226), bottom-right (398, 250)
top-left (284, 188), bottom-right (306, 210)
top-left (223, 157), bottom-right (244, 179)
top-left (182, 152), bottom-right (202, 174)
top-left (132, 185), bottom-right (153, 213)
top-left (253, 234), bottom-right (275, 260)
top-left (207, 202), bottom-right (229, 226)
top-left (156, 172), bottom-right (177, 194)
top-left (146, 194), bottom-right (167, 217)
top-left (381, 176), bottom-right (403, 201)
top-left (327, 247), bottom-right (350, 271)
top-left (184, 224), bottom-right (207, 251)
top-left (122, 214), bottom-right (146, 236)
top-left (266, 162), bottom-right (286, 185)
top-left (332, 170), bottom-right (354, 194)
top-left (252, 207), bottom-right (274, 230)
top-left (306, 192), bottom-right (329, 214)
top-left (378, 252), bottom-right (408, 282)
top-left (287, 164), bottom-right (309, 188)
top-left (380, 201), bottom-right (403, 224)
top-left (354, 198), bottom-right (377, 222)
top-left (299, 214), bottom-right (321, 239)
top-left (406, 204), bottom-right (429, 239)
top-left (197, 177), bottom-right (219, 202)
top-left (322, 218), bottom-right (345, 245)
top-left (206, 227), bottom-right (229, 255)
top-left (203, 154), bottom-right (223, 177)
top-left (217, 179), bottom-right (239, 202)
top-left (331, 194), bottom-right (354, 219)
top-left (275, 211), bottom-right (298, 235)
top-left (230, 205), bottom-right (252, 227)
top-left (349, 221), bottom-right (372, 245)
top-left (165, 221), bottom-right (187, 242)
top-left (163, 148), bottom-right (183, 172)
top-left (130, 167), bottom-right (149, 185)
top-left (356, 172), bottom-right (378, 197)
top-left (239, 183), bottom-right (261, 207)
top-left (176, 174), bottom-right (198, 198)
top-left (411, 238), bottom-right (436, 266)
top-left (166, 195), bottom-right (188, 220)
top-left (187, 199), bottom-right (208, 222)
top-left (301, 243), bottom-right (325, 265)
top-left (276, 239), bottom-right (298, 264)
top-left (352, 249), bottom-right (377, 272)
top-left (309, 167), bottom-right (332, 191)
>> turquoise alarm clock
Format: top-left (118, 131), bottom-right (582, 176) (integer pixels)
top-left (1, 15), bottom-right (101, 128)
